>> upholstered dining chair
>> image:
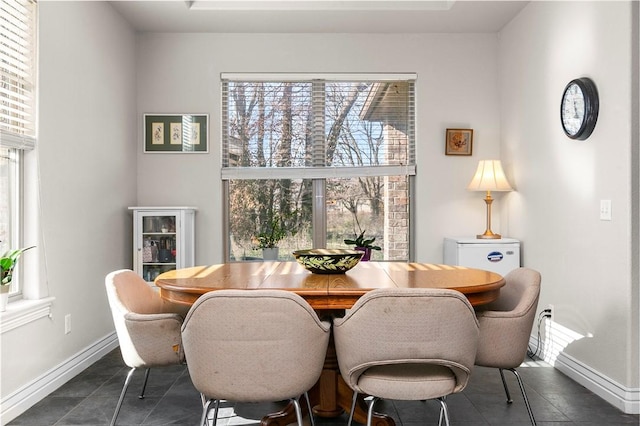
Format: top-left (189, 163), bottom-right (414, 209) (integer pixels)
top-left (105, 269), bottom-right (187, 426)
top-left (333, 288), bottom-right (480, 426)
top-left (474, 267), bottom-right (542, 426)
top-left (181, 289), bottom-right (331, 426)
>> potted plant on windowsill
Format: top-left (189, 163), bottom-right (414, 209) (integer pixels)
top-left (344, 231), bottom-right (381, 261)
top-left (253, 218), bottom-right (287, 261)
top-left (0, 246), bottom-right (35, 312)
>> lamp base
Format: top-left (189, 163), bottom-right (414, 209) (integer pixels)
top-left (477, 231), bottom-right (502, 239)
top-left (477, 191), bottom-right (502, 239)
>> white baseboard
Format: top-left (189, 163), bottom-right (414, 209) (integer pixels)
top-left (555, 352), bottom-right (640, 414)
top-left (529, 321), bottom-right (640, 415)
top-left (1, 332), bottom-right (119, 424)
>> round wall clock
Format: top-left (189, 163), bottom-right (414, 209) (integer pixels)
top-left (560, 77), bottom-right (599, 140)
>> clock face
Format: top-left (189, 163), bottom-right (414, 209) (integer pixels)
top-left (560, 78), bottom-right (599, 140)
top-left (561, 83), bottom-right (585, 136)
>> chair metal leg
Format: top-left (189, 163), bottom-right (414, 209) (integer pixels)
top-left (506, 368), bottom-right (537, 426)
top-left (211, 399), bottom-right (220, 426)
top-left (499, 368), bottom-right (513, 403)
top-left (292, 397), bottom-right (304, 426)
top-left (110, 367), bottom-right (136, 426)
top-left (303, 392), bottom-right (315, 426)
top-left (200, 399), bottom-right (214, 426)
top-left (347, 391), bottom-right (358, 426)
top-left (437, 397), bottom-right (450, 426)
top-left (366, 397), bottom-right (380, 426)
top-left (138, 368), bottom-right (150, 399)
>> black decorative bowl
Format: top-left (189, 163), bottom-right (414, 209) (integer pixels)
top-left (292, 249), bottom-right (364, 274)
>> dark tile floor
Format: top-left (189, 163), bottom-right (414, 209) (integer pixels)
top-left (8, 349), bottom-right (639, 426)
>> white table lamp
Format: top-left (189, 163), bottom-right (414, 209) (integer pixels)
top-left (467, 160), bottom-right (513, 239)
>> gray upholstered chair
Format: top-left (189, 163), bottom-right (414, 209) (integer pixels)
top-left (333, 288), bottom-right (479, 426)
top-left (105, 269), bottom-right (187, 426)
top-left (181, 289), bottom-right (331, 426)
top-left (474, 267), bottom-right (542, 426)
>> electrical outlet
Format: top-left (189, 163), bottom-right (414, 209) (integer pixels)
top-left (546, 304), bottom-right (554, 322)
top-left (600, 200), bottom-right (612, 221)
top-left (65, 314), bottom-right (71, 334)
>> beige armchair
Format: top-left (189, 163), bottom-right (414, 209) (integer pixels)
top-left (474, 267), bottom-right (542, 426)
top-left (105, 269), bottom-right (187, 426)
top-left (333, 288), bottom-right (480, 426)
top-left (181, 289), bottom-right (331, 426)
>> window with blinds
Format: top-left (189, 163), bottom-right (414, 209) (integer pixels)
top-left (0, 0), bottom-right (36, 298)
top-left (221, 74), bottom-right (416, 262)
top-left (1, 0), bottom-right (37, 149)
top-left (221, 74), bottom-right (415, 179)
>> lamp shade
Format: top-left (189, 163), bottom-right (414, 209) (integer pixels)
top-left (467, 160), bottom-right (513, 192)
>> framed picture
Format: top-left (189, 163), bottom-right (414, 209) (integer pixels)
top-left (445, 128), bottom-right (473, 156)
top-left (144, 114), bottom-right (208, 153)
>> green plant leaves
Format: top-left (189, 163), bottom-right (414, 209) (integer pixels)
top-left (343, 230), bottom-right (381, 250)
top-left (0, 246), bottom-right (35, 285)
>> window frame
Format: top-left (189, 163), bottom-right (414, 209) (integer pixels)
top-left (0, 0), bottom-right (37, 298)
top-left (0, 147), bottom-right (24, 298)
top-left (221, 73), bottom-right (416, 261)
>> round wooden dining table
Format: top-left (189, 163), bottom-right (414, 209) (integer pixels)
top-left (156, 261), bottom-right (505, 426)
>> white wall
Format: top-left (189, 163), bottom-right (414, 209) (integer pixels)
top-left (500, 0), bottom-right (639, 394)
top-left (135, 32), bottom-right (503, 264)
top-left (0, 0), bottom-right (137, 413)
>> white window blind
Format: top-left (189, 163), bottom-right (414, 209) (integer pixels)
top-left (221, 73), bottom-right (416, 180)
top-left (0, 0), bottom-right (37, 150)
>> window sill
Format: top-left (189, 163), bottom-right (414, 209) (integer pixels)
top-left (0, 297), bottom-right (55, 334)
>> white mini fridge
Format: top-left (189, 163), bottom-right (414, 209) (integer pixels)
top-left (443, 237), bottom-right (520, 276)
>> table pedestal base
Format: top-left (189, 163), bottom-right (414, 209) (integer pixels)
top-left (260, 335), bottom-right (395, 426)
top-left (259, 377), bottom-right (394, 426)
